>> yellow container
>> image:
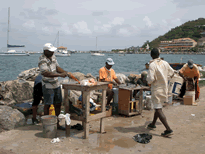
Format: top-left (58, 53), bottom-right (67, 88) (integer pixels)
top-left (49, 105), bottom-right (55, 116)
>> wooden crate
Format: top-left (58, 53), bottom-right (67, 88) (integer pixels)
top-left (118, 88), bottom-right (141, 116)
top-left (183, 95), bottom-right (197, 106)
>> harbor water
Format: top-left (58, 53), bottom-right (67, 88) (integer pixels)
top-left (0, 53), bottom-right (205, 82)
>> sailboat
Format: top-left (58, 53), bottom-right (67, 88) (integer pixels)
top-left (0, 7), bottom-right (29, 56)
top-left (53, 31), bottom-right (70, 57)
top-left (91, 37), bottom-right (105, 56)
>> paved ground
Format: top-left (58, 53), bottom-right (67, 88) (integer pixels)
top-left (0, 87), bottom-right (205, 154)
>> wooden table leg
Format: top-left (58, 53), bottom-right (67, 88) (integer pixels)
top-left (100, 89), bottom-right (106, 133)
top-left (64, 89), bottom-right (70, 137)
top-left (139, 89), bottom-right (143, 114)
top-left (83, 91), bottom-right (90, 139)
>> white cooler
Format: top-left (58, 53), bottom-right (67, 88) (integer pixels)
top-left (168, 73), bottom-right (184, 96)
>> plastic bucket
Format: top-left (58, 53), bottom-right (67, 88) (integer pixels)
top-left (145, 95), bottom-right (153, 110)
top-left (41, 115), bottom-right (57, 138)
top-left (111, 103), bottom-right (118, 115)
top-left (113, 88), bottom-right (119, 104)
top-left (168, 95), bottom-right (173, 104)
top-left (185, 91), bottom-right (195, 101)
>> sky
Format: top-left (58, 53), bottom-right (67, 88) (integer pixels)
top-left (0, 0), bottom-right (205, 52)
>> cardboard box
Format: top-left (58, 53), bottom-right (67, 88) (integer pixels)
top-left (183, 95), bottom-right (195, 105)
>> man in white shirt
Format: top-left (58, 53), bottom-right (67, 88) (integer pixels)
top-left (146, 48), bottom-right (175, 137)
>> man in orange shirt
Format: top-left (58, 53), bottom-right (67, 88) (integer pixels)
top-left (99, 58), bottom-right (121, 106)
top-left (179, 59), bottom-right (200, 100)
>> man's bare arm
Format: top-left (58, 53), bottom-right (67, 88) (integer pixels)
top-left (42, 71), bottom-right (67, 78)
top-left (114, 78), bottom-right (121, 85)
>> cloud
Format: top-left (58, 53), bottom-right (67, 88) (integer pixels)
top-left (118, 28), bottom-right (131, 36)
top-left (42, 26), bottom-right (51, 33)
top-left (23, 20), bottom-right (35, 29)
top-left (112, 17), bottom-right (124, 25)
top-left (73, 21), bottom-right (92, 34)
top-left (172, 0), bottom-right (205, 8)
top-left (61, 23), bottom-right (72, 35)
top-left (0, 22), bottom-right (7, 25)
top-left (20, 8), bottom-right (58, 20)
top-left (143, 16), bottom-right (153, 28)
top-left (162, 19), bottom-right (167, 25)
top-left (92, 11), bottom-right (104, 16)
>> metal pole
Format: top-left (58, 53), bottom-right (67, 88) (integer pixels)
top-left (7, 7), bottom-right (10, 52)
top-left (57, 31), bottom-right (59, 48)
top-left (96, 37), bottom-right (97, 51)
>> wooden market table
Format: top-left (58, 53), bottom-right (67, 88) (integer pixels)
top-left (118, 85), bottom-right (150, 116)
top-left (62, 81), bottom-right (109, 139)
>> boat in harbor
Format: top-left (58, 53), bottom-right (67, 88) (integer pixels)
top-left (91, 52), bottom-right (105, 56)
top-left (90, 37), bottom-right (105, 56)
top-left (0, 7), bottom-right (29, 56)
top-left (53, 31), bottom-right (71, 57)
top-left (55, 46), bottom-right (71, 57)
top-left (0, 50), bottom-right (29, 56)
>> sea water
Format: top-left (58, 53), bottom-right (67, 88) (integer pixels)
top-left (0, 53), bottom-right (205, 82)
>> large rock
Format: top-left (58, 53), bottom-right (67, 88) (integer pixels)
top-left (0, 80), bottom-right (34, 105)
top-left (0, 106), bottom-right (26, 131)
top-left (18, 67), bottom-right (40, 81)
top-left (72, 72), bottom-right (85, 81)
top-left (128, 74), bottom-right (141, 84)
top-left (116, 73), bottom-right (130, 84)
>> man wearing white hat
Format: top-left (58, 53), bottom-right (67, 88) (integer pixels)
top-left (99, 58), bottom-right (121, 107)
top-left (38, 43), bottom-right (71, 130)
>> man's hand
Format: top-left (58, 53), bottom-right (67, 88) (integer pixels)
top-left (184, 77), bottom-right (188, 82)
top-left (59, 72), bottom-right (67, 78)
top-left (109, 81), bottom-right (117, 85)
top-left (67, 72), bottom-right (72, 78)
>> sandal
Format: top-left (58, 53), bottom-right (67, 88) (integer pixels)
top-left (32, 118), bottom-right (40, 125)
top-left (161, 130), bottom-right (173, 137)
top-left (147, 123), bottom-right (156, 130)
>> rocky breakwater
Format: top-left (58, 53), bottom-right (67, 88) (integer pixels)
top-left (0, 79), bottom-right (34, 132)
top-left (0, 67), bottom-right (142, 132)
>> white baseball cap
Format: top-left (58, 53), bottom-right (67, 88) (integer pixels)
top-left (43, 43), bottom-right (57, 52)
top-left (106, 58), bottom-right (115, 65)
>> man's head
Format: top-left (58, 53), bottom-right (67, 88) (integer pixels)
top-left (150, 48), bottom-right (160, 59)
top-left (187, 59), bottom-right (194, 69)
top-left (43, 43), bottom-right (57, 58)
top-left (105, 58), bottom-right (115, 70)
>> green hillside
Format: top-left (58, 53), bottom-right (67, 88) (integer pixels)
top-left (142, 18), bottom-right (205, 49)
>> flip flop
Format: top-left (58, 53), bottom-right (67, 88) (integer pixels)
top-left (161, 130), bottom-right (173, 137)
top-left (147, 123), bottom-right (156, 130)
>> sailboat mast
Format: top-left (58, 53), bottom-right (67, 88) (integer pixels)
top-left (96, 36), bottom-right (97, 51)
top-left (7, 7), bottom-right (10, 52)
top-left (57, 31), bottom-right (59, 48)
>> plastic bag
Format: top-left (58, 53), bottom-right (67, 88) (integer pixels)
top-left (133, 133), bottom-right (152, 144)
top-left (58, 113), bottom-right (71, 125)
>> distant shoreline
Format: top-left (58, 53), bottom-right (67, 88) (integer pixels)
top-left (26, 52), bottom-right (205, 55)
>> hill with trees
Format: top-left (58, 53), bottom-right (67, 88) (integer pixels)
top-left (142, 18), bottom-right (205, 49)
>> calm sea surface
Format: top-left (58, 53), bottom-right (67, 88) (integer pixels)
top-left (0, 53), bottom-right (205, 82)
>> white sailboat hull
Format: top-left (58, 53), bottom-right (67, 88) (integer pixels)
top-left (91, 53), bottom-right (105, 56)
top-left (55, 53), bottom-right (71, 57)
top-left (0, 53), bottom-right (29, 56)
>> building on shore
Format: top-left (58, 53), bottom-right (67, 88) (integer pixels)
top-left (159, 38), bottom-right (197, 52)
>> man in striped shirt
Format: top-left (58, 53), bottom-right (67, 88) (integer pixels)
top-left (38, 43), bottom-right (71, 130)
